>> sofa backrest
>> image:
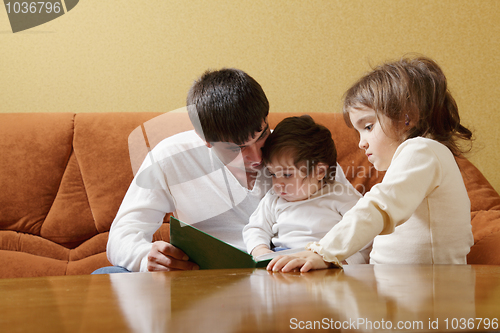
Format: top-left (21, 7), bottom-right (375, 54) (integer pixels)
top-left (0, 112), bottom-right (162, 248)
top-left (1, 111), bottom-right (499, 265)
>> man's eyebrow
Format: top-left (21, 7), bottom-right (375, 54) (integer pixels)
top-left (238, 123), bottom-right (269, 148)
top-left (257, 123), bottom-right (270, 140)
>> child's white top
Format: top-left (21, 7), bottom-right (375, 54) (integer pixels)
top-left (243, 180), bottom-right (362, 254)
top-left (307, 137), bottom-right (474, 265)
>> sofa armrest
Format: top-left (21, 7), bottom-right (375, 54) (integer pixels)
top-left (467, 210), bottom-right (500, 264)
top-left (456, 156), bottom-right (500, 212)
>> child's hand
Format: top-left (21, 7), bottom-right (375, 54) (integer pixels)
top-left (266, 250), bottom-right (334, 273)
top-left (251, 244), bottom-right (274, 258)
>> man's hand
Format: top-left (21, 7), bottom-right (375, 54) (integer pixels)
top-left (147, 241), bottom-right (199, 271)
top-left (266, 250), bottom-right (334, 273)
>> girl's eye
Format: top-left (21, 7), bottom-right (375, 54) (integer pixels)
top-left (364, 124), bottom-right (373, 131)
top-left (284, 174), bottom-right (292, 178)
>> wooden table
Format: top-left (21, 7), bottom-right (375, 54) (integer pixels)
top-left (1, 265), bottom-right (499, 332)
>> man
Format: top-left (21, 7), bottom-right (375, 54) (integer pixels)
top-left (100, 68), bottom-right (272, 272)
top-left (97, 68), bottom-right (358, 274)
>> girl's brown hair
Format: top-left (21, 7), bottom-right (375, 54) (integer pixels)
top-left (342, 56), bottom-right (472, 156)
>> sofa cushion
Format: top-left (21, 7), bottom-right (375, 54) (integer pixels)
top-left (456, 157), bottom-right (500, 264)
top-left (0, 113), bottom-right (74, 235)
top-left (72, 113), bottom-right (161, 233)
top-left (468, 210), bottom-right (500, 264)
top-left (456, 157), bottom-right (500, 212)
top-left (41, 152), bottom-right (98, 248)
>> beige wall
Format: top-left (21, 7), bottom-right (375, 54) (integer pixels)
top-left (1, 0), bottom-right (499, 193)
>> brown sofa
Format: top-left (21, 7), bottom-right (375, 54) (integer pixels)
top-left (1, 112), bottom-right (500, 278)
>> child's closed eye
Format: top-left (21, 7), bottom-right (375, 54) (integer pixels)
top-left (269, 172), bottom-right (292, 179)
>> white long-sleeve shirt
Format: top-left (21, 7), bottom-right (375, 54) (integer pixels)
top-left (243, 182), bottom-right (362, 253)
top-left (107, 130), bottom-right (272, 272)
top-left (307, 137), bottom-right (474, 266)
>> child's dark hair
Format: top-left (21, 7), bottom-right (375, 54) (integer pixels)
top-left (187, 68), bottom-right (269, 145)
top-left (342, 56), bottom-right (472, 156)
top-left (262, 115), bottom-right (337, 183)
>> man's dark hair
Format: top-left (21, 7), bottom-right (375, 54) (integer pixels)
top-left (187, 68), bottom-right (269, 145)
top-left (262, 115), bottom-right (337, 183)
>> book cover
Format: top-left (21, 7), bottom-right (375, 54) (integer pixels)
top-left (169, 217), bottom-right (301, 270)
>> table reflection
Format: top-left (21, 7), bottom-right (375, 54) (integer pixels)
top-left (109, 265), bottom-right (478, 333)
top-left (304, 265), bottom-right (476, 331)
top-left (110, 273), bottom-right (171, 333)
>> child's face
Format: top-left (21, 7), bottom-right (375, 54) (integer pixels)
top-left (349, 106), bottom-right (401, 171)
top-left (266, 156), bottom-right (325, 202)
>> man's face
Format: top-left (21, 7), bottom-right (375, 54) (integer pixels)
top-left (208, 120), bottom-right (270, 173)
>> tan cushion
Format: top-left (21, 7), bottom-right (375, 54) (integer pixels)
top-left (0, 113), bottom-right (73, 235)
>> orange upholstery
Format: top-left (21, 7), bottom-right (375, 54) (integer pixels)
top-left (0, 112), bottom-right (498, 278)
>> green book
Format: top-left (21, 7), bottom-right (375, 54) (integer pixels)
top-left (169, 217), bottom-right (301, 270)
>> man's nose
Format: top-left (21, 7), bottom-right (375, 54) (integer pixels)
top-left (243, 144), bottom-right (262, 162)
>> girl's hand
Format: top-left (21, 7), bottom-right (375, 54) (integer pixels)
top-left (266, 250), bottom-right (333, 273)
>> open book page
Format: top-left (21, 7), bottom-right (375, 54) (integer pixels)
top-left (170, 217), bottom-right (270, 269)
top-left (254, 248), bottom-right (305, 261)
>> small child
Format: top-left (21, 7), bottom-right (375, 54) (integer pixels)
top-left (267, 56), bottom-right (475, 272)
top-left (243, 115), bottom-right (367, 262)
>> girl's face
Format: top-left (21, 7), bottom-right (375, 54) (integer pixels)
top-left (349, 106), bottom-right (402, 171)
top-left (266, 156), bottom-right (326, 202)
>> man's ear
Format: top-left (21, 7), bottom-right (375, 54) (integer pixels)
top-left (314, 163), bottom-right (329, 180)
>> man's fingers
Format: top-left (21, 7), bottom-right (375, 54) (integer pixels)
top-left (153, 241), bottom-right (189, 261)
top-left (147, 253), bottom-right (199, 271)
top-left (147, 241), bottom-right (199, 271)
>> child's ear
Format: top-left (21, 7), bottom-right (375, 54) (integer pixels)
top-left (314, 163), bottom-right (329, 181)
